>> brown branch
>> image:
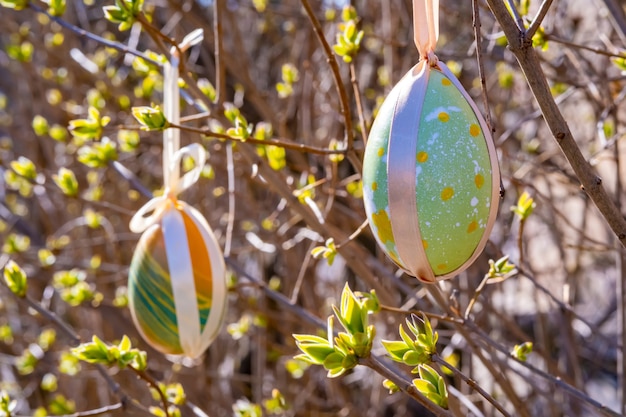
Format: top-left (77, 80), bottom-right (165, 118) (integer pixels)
top-left (213, 0), bottom-right (226, 108)
top-left (15, 402), bottom-right (124, 417)
top-left (486, 0), bottom-right (626, 248)
top-left (471, 0), bottom-right (494, 131)
top-left (526, 0), bottom-right (554, 39)
top-left (128, 365), bottom-right (171, 417)
top-left (545, 34), bottom-right (626, 59)
top-left (432, 355), bottom-right (513, 417)
top-left (349, 63), bottom-right (369, 146)
top-left (360, 356), bottom-right (453, 417)
top-left (167, 122), bottom-right (348, 155)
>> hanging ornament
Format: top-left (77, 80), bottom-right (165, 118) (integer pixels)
top-left (362, 0), bottom-right (500, 283)
top-left (127, 30), bottom-right (227, 358)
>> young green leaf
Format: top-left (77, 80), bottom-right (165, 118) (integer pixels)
top-left (53, 167), bottom-right (79, 197)
top-left (132, 106), bottom-right (168, 131)
top-left (413, 364), bottom-right (448, 409)
top-left (3, 260), bottom-right (27, 297)
top-left (512, 341), bottom-right (533, 362)
top-left (512, 191), bottom-right (535, 221)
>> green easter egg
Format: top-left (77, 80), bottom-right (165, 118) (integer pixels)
top-left (363, 62), bottom-right (500, 282)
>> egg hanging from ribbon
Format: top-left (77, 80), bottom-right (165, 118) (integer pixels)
top-left (127, 29), bottom-right (227, 359)
top-left (128, 198), bottom-right (227, 358)
top-left (362, 39), bottom-right (500, 283)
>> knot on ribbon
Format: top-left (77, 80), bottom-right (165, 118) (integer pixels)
top-left (129, 143), bottom-right (207, 234)
top-left (425, 50), bottom-right (439, 67)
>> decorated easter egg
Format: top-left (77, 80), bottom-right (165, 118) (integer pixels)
top-left (128, 198), bottom-right (227, 358)
top-left (362, 61), bottom-right (500, 283)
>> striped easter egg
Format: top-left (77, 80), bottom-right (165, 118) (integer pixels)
top-left (128, 199), bottom-right (226, 357)
top-left (362, 61), bottom-right (500, 283)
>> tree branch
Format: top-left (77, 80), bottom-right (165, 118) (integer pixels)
top-left (486, 0), bottom-right (626, 248)
top-left (526, 0), bottom-right (553, 39)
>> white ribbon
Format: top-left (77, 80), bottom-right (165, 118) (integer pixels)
top-left (129, 29), bottom-right (228, 358)
top-left (129, 143), bottom-right (207, 234)
top-left (413, 0), bottom-right (439, 64)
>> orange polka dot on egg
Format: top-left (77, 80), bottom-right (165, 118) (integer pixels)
top-left (417, 151), bottom-right (428, 163)
top-left (437, 263), bottom-right (448, 271)
top-left (438, 112), bottom-right (450, 123)
top-left (441, 78), bottom-right (452, 86)
top-left (422, 239), bottom-right (428, 250)
top-left (377, 147), bottom-right (385, 157)
top-left (469, 124), bottom-right (481, 137)
top-left (372, 182), bottom-right (378, 191)
top-left (467, 220), bottom-right (478, 234)
top-left (475, 174), bottom-right (484, 189)
top-left (441, 187), bottom-right (454, 201)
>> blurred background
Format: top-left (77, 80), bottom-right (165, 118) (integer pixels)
top-left (1, 0), bottom-right (626, 416)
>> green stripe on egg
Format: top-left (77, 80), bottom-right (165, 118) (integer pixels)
top-left (362, 76), bottom-right (405, 270)
top-left (128, 206), bottom-right (216, 356)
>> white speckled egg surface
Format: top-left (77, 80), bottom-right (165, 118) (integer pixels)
top-left (363, 66), bottom-right (495, 277)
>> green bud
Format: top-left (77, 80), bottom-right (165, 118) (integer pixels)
top-left (32, 115), bottom-right (49, 136)
top-left (0, 0), bottom-right (28, 10)
top-left (53, 167), bottom-right (79, 197)
top-left (3, 260), bottom-right (27, 297)
top-left (132, 106), bottom-right (168, 131)
top-left (10, 156), bottom-right (37, 181)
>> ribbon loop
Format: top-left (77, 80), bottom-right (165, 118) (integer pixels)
top-left (129, 195), bottom-right (169, 233)
top-left (413, 0), bottom-right (439, 63)
top-left (129, 143), bottom-right (206, 233)
top-left (168, 143), bottom-right (207, 196)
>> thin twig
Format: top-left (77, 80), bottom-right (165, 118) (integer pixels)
top-left (167, 123), bottom-right (347, 155)
top-left (517, 218), bottom-right (526, 266)
top-left (504, 0), bottom-right (526, 33)
top-left (28, 3), bottom-right (161, 65)
top-left (299, 0), bottom-right (362, 173)
top-left (336, 218), bottom-right (369, 250)
top-left (361, 356), bottom-right (453, 417)
top-left (471, 0), bottom-right (493, 131)
top-left (526, 0), bottom-right (554, 39)
top-left (15, 402), bottom-right (124, 417)
top-left (224, 142), bottom-right (235, 257)
top-left (463, 273), bottom-right (493, 319)
top-left (349, 63), bottom-right (369, 146)
top-left (128, 365), bottom-right (171, 417)
top-left (545, 34), bottom-right (626, 59)
top-left (432, 355), bottom-right (513, 417)
top-left (213, 0), bottom-right (226, 108)
top-left (379, 305), bottom-right (464, 325)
